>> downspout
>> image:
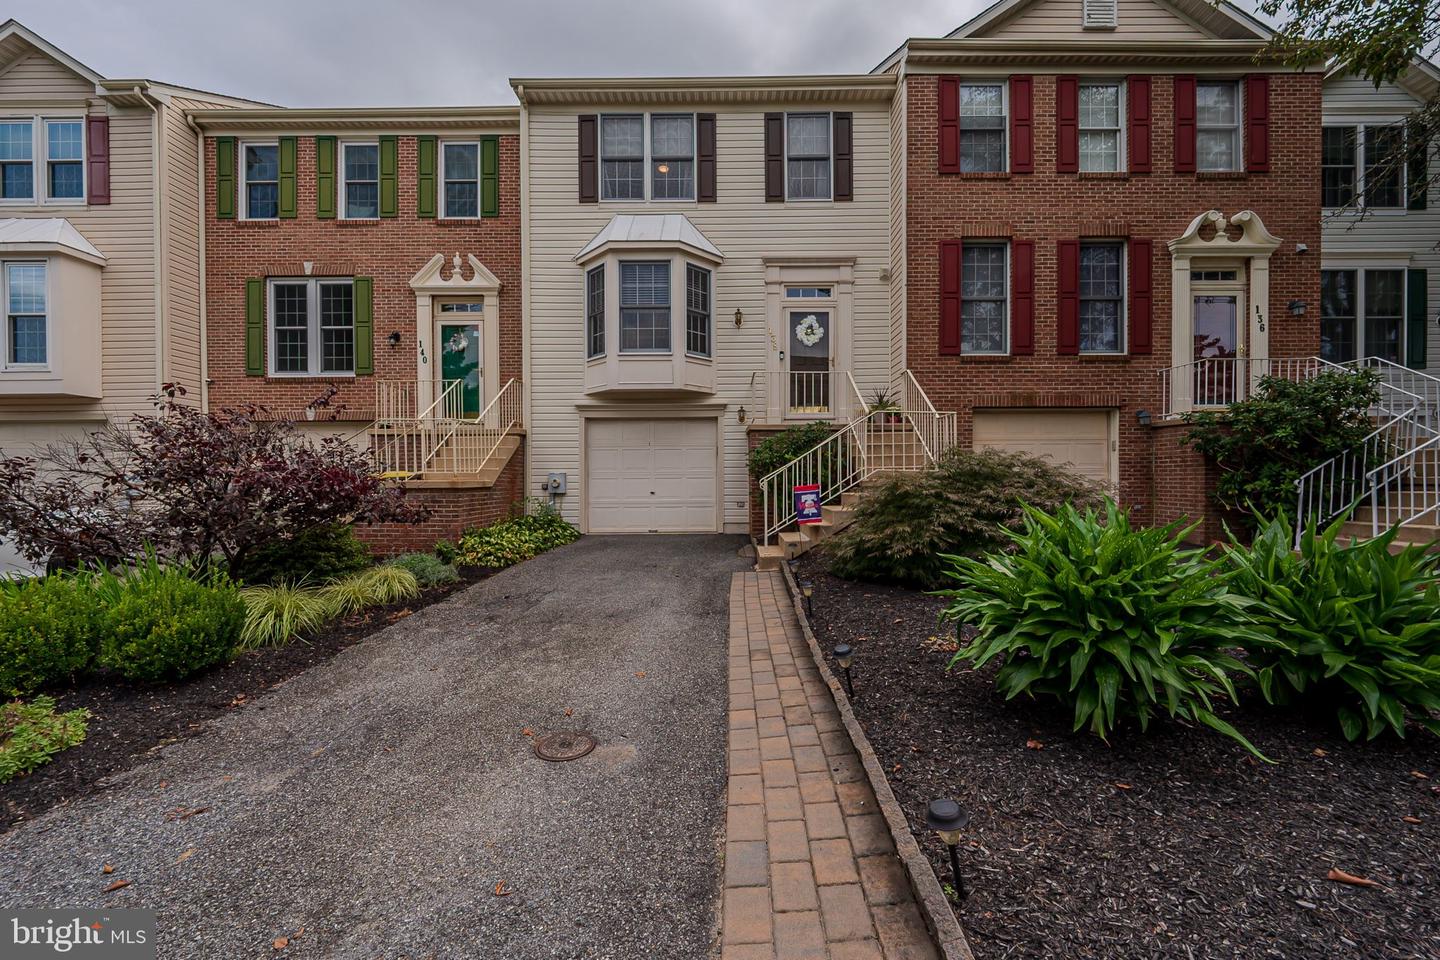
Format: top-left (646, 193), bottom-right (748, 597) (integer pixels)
top-left (187, 112), bottom-right (209, 413)
top-left (133, 86), bottom-right (164, 396)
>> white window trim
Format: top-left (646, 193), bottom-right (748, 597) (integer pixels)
top-left (1078, 80), bottom-right (1127, 174)
top-left (783, 111), bottom-right (834, 202)
top-left (685, 263), bottom-right (712, 359)
top-left (1319, 263), bottom-right (1411, 363)
top-left (1, 259), bottom-right (50, 371)
top-left (1078, 240), bottom-right (1127, 355)
top-left (961, 241), bottom-right (1010, 356)
top-left (1196, 80), bottom-right (1243, 173)
top-left (1323, 123), bottom-right (1409, 213)
top-left (339, 140), bottom-right (379, 221)
top-left (239, 139), bottom-right (280, 221)
top-left (618, 259), bottom-right (674, 354)
top-left (957, 82), bottom-right (1009, 175)
top-left (439, 139), bottom-right (482, 220)
top-left (598, 113), bottom-right (697, 204)
top-left (266, 277), bottom-right (357, 377)
top-left (0, 115), bottom-right (86, 206)
top-left (586, 264), bottom-right (606, 360)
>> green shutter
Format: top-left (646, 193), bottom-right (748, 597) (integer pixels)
top-left (417, 136), bottom-right (437, 218)
top-left (354, 276), bottom-right (374, 375)
top-left (379, 136), bottom-right (398, 218)
top-left (216, 137), bottom-right (236, 220)
top-left (245, 278), bottom-right (264, 376)
top-left (315, 136), bottom-right (336, 219)
top-left (481, 135), bottom-right (499, 218)
top-left (1407, 268), bottom-right (1429, 369)
top-left (278, 136), bottom-right (297, 219)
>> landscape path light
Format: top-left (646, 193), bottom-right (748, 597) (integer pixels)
top-left (833, 642), bottom-right (855, 698)
top-left (926, 798), bottom-right (971, 900)
top-left (799, 579), bottom-right (814, 617)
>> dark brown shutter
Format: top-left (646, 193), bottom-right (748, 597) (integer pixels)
top-left (578, 115), bottom-right (598, 204)
top-left (1127, 75), bottom-right (1151, 173)
top-left (1055, 75), bottom-right (1079, 174)
top-left (938, 76), bottom-right (960, 174)
top-left (1245, 74), bottom-right (1270, 173)
top-left (940, 241), bottom-right (962, 355)
top-left (764, 113), bottom-right (784, 201)
top-left (1011, 240), bottom-right (1035, 354)
top-left (833, 112), bottom-right (853, 200)
top-left (697, 113), bottom-right (717, 202)
top-left (1010, 75), bottom-right (1034, 174)
top-left (1409, 124), bottom-right (1429, 210)
top-left (1174, 76), bottom-right (1197, 173)
top-left (1057, 240), bottom-right (1080, 355)
top-left (1128, 239), bottom-right (1153, 355)
top-left (85, 115), bottom-right (110, 205)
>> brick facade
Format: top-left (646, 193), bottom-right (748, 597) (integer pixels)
top-left (203, 134), bottom-right (522, 422)
top-left (905, 72), bottom-right (1323, 526)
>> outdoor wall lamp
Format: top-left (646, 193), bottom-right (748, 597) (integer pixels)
top-left (734, 308), bottom-right (744, 327)
top-left (737, 406), bottom-right (747, 424)
top-left (833, 642), bottom-right (855, 698)
top-left (799, 579), bottom-right (815, 617)
top-left (1135, 409), bottom-right (1152, 428)
top-left (1288, 300), bottom-right (1308, 317)
top-left (387, 331), bottom-right (402, 347)
top-left (926, 798), bottom-right (972, 900)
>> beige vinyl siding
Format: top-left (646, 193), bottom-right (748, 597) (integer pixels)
top-left (888, 77), bottom-right (907, 385)
top-left (983, 0), bottom-right (1211, 39)
top-left (524, 102), bottom-right (893, 532)
top-left (0, 51), bottom-right (94, 101)
top-left (1321, 73), bottom-right (1440, 372)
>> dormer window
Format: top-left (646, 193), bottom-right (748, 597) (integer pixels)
top-left (1082, 0), bottom-right (1118, 28)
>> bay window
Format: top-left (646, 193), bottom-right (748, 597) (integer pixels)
top-left (619, 261), bottom-right (670, 352)
top-left (4, 261), bottom-right (46, 367)
top-left (686, 264), bottom-right (711, 357)
top-left (961, 243), bottom-right (1007, 354)
top-left (586, 265), bottom-right (605, 359)
top-left (269, 278), bottom-right (355, 375)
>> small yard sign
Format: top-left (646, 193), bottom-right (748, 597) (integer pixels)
top-left (794, 484), bottom-right (822, 525)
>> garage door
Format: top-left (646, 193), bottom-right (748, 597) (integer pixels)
top-left (585, 419), bottom-right (718, 533)
top-left (972, 410), bottom-right (1115, 485)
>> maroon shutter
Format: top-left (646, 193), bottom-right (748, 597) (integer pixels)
top-left (578, 115), bottom-right (598, 203)
top-left (1128, 239), bottom-right (1153, 355)
top-left (764, 112), bottom-right (784, 202)
top-left (85, 114), bottom-right (110, 205)
top-left (1010, 75), bottom-right (1034, 174)
top-left (1055, 75), bottom-right (1079, 174)
top-left (938, 76), bottom-right (960, 174)
top-left (1057, 240), bottom-right (1080, 355)
top-left (1011, 240), bottom-right (1035, 354)
top-left (833, 112), bottom-right (853, 200)
top-left (1127, 75), bottom-right (1151, 173)
top-left (1245, 74), bottom-right (1270, 173)
top-left (697, 113), bottom-right (717, 202)
top-left (939, 241), bottom-right (962, 355)
top-left (1174, 76), bottom-right (1197, 173)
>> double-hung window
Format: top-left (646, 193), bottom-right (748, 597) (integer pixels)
top-left (442, 141), bottom-right (480, 218)
top-left (586, 265), bottom-right (605, 359)
top-left (1321, 124), bottom-right (1407, 210)
top-left (961, 243), bottom-right (1007, 354)
top-left (619, 261), bottom-right (670, 353)
top-left (651, 115), bottom-right (695, 200)
top-left (0, 117), bottom-right (86, 203)
top-left (1322, 126), bottom-right (1358, 208)
top-left (1079, 242), bottom-right (1125, 353)
top-left (243, 143), bottom-right (279, 219)
top-left (342, 142), bottom-right (379, 219)
top-left (686, 264), bottom-right (711, 357)
top-left (1320, 268), bottom-right (1406, 363)
top-left (268, 278), bottom-right (355, 375)
top-left (4, 261), bottom-right (46, 367)
top-left (959, 84), bottom-right (1006, 173)
top-left (786, 113), bottom-right (832, 200)
top-left (1078, 82), bottom-right (1123, 172)
top-left (1196, 81), bottom-right (1241, 172)
top-left (600, 115), bottom-right (645, 201)
top-left (1363, 125), bottom-right (1405, 209)
top-left (0, 121), bottom-right (34, 200)
top-left (45, 120), bottom-right (83, 200)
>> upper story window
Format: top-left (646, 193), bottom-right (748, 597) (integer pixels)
top-left (1078, 82), bottom-right (1123, 172)
top-left (1196, 81), bottom-right (1242, 172)
top-left (959, 84), bottom-right (1006, 173)
top-left (243, 143), bottom-right (279, 219)
top-left (786, 113), bottom-right (832, 200)
top-left (586, 265), bottom-right (605, 359)
top-left (651, 115), bottom-right (695, 201)
top-left (599, 114), bottom-right (697, 202)
top-left (1322, 124), bottom-right (1407, 210)
top-left (1322, 126), bottom-right (1358, 208)
top-left (342, 142), bottom-right (379, 219)
top-left (1079, 242), bottom-right (1125, 353)
top-left (686, 264), bottom-right (711, 357)
top-left (961, 243), bottom-right (1007, 354)
top-left (1364, 125), bottom-right (1405, 208)
top-left (619, 261), bottom-right (670, 352)
top-left (601, 115), bottom-right (644, 200)
top-left (442, 141), bottom-right (481, 218)
top-left (0, 117), bottom-right (85, 203)
top-left (268, 278), bottom-right (355, 375)
top-left (4, 261), bottom-right (46, 368)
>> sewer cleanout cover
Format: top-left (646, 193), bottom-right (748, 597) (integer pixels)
top-left (533, 730), bottom-right (597, 762)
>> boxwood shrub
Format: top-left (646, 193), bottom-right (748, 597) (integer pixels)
top-left (94, 559), bottom-right (246, 682)
top-left (0, 575), bottom-right (101, 696)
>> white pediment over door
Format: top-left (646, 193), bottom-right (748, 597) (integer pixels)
top-left (409, 253), bottom-right (502, 296)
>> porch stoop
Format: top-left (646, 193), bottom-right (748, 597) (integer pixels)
top-left (756, 490), bottom-right (865, 571)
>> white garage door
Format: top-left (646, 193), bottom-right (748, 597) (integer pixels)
top-left (585, 419), bottom-right (718, 533)
top-left (972, 410), bottom-right (1115, 485)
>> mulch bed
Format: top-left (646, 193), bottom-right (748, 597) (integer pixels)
top-left (795, 552), bottom-right (1440, 960)
top-left (1, 566), bottom-right (492, 835)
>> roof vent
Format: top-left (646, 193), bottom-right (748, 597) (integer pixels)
top-left (1083, 0), bottom-right (1118, 29)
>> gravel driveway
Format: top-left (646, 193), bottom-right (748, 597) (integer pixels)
top-left (2, 534), bottom-right (748, 959)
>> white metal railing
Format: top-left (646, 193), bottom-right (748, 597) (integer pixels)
top-left (786, 370), bottom-right (835, 416)
top-left (1158, 357), bottom-right (1336, 418)
top-left (424, 378), bottom-right (524, 475)
top-left (1350, 356), bottom-right (1440, 431)
top-left (1365, 433), bottom-right (1440, 534)
top-left (847, 372), bottom-right (870, 416)
top-left (1293, 408), bottom-right (1424, 537)
top-left (369, 378), bottom-right (522, 478)
top-left (898, 369), bottom-right (957, 464)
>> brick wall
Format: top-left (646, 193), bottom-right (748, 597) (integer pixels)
top-left (204, 134), bottom-right (522, 421)
top-left (1146, 421), bottom-right (1238, 544)
top-left (905, 72), bottom-right (1323, 522)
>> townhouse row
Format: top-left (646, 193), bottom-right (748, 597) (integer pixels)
top-left (0, 0), bottom-right (1435, 556)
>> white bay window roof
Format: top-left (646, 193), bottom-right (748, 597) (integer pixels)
top-left (575, 213), bottom-right (723, 265)
top-left (0, 217), bottom-right (106, 265)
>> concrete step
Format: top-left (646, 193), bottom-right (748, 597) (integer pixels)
top-left (822, 505), bottom-right (855, 526)
top-left (779, 531), bottom-right (809, 559)
top-left (755, 544), bottom-right (786, 571)
top-left (801, 520), bottom-right (836, 542)
top-left (1341, 519), bottom-right (1440, 542)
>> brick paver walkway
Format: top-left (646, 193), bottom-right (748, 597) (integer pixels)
top-left (723, 571), bottom-right (940, 960)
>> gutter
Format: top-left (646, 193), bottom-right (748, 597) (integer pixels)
top-left (132, 85), bottom-right (165, 398)
top-left (188, 111), bottom-right (209, 414)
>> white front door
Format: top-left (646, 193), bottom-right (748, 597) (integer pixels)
top-left (585, 419), bottom-right (718, 533)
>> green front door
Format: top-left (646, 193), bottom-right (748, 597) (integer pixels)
top-left (439, 321), bottom-right (482, 417)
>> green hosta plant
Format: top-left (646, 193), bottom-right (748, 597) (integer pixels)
top-left (938, 501), bottom-right (1268, 758)
top-left (1227, 514), bottom-right (1440, 740)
